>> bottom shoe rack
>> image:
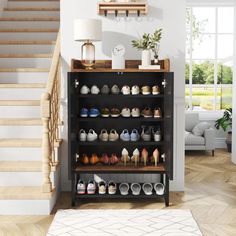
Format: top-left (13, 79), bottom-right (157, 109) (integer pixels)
top-left (68, 59), bottom-right (174, 207)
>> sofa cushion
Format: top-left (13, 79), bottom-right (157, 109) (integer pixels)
top-left (185, 133), bottom-right (205, 145)
top-left (192, 122), bottom-right (211, 136)
top-left (185, 113), bottom-right (199, 132)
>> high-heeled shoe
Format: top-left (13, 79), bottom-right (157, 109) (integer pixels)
top-left (110, 153), bottom-right (119, 165)
top-left (131, 148), bottom-right (140, 166)
top-left (151, 149), bottom-right (160, 166)
top-left (80, 154), bottom-right (89, 165)
top-left (141, 148), bottom-right (149, 166)
top-left (90, 153), bottom-right (100, 165)
top-left (121, 148), bottom-right (130, 166)
top-left (100, 153), bottom-right (110, 165)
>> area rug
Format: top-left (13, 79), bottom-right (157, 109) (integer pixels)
top-left (47, 209), bottom-right (202, 236)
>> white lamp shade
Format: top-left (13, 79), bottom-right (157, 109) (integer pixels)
top-left (74, 19), bottom-right (102, 42)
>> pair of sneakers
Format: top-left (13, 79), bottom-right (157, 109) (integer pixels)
top-left (142, 85), bottom-right (161, 95)
top-left (121, 85), bottom-right (140, 95)
top-left (98, 181), bottom-right (117, 194)
top-left (141, 126), bottom-right (162, 142)
top-left (118, 183), bottom-right (142, 195)
top-left (99, 129), bottom-right (119, 142)
top-left (77, 180), bottom-right (96, 195)
top-left (79, 129), bottom-right (97, 142)
top-left (121, 108), bottom-right (140, 117)
top-left (141, 107), bottom-right (162, 118)
top-left (120, 129), bottom-right (140, 141)
top-left (80, 108), bottom-right (100, 118)
top-left (101, 84), bottom-right (120, 95)
top-left (80, 85), bottom-right (100, 95)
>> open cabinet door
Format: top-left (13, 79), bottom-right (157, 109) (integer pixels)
top-left (163, 72), bottom-right (174, 180)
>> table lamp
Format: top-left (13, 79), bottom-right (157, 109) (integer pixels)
top-left (74, 19), bottom-right (102, 69)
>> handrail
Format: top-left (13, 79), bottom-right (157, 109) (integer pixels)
top-left (40, 31), bottom-right (61, 193)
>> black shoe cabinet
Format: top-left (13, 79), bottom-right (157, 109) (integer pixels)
top-left (68, 60), bottom-right (174, 207)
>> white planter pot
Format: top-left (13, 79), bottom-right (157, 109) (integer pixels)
top-left (141, 50), bottom-right (151, 67)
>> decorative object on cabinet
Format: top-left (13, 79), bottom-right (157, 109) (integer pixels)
top-left (112, 44), bottom-right (126, 69)
top-left (74, 19), bottom-right (102, 69)
top-left (98, 1), bottom-right (148, 17)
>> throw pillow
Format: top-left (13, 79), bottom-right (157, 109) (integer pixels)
top-left (192, 122), bottom-right (211, 136)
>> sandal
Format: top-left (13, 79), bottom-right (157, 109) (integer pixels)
top-left (131, 183), bottom-right (141, 195)
top-left (154, 183), bottom-right (165, 195)
top-left (119, 183), bottom-right (129, 195)
top-left (142, 183), bottom-right (153, 195)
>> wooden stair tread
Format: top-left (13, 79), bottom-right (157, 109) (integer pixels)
top-left (0, 186), bottom-right (55, 199)
top-left (0, 100), bottom-right (40, 106)
top-left (0, 54), bottom-right (52, 58)
top-left (0, 118), bottom-right (42, 125)
top-left (0, 161), bottom-right (42, 172)
top-left (0, 28), bottom-right (58, 32)
top-left (0, 138), bottom-right (41, 147)
top-left (0, 40), bottom-right (56, 45)
top-left (0, 17), bottom-right (60, 21)
top-left (0, 68), bottom-right (49, 72)
top-left (0, 83), bottom-right (45, 88)
top-left (4, 7), bottom-right (60, 11)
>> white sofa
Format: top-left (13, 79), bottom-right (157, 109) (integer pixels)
top-left (185, 112), bottom-right (215, 156)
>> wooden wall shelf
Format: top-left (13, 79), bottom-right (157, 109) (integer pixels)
top-left (97, 1), bottom-right (148, 17)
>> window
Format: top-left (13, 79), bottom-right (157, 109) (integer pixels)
top-left (186, 6), bottom-right (234, 111)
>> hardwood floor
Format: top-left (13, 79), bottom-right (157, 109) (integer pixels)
top-left (0, 149), bottom-right (236, 236)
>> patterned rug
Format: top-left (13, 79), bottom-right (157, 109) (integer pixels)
top-left (47, 209), bottom-right (202, 236)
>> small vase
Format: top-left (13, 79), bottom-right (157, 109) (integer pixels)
top-left (141, 50), bottom-right (151, 67)
top-left (154, 56), bottom-right (159, 65)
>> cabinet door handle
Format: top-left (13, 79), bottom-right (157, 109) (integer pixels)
top-left (162, 79), bottom-right (167, 88)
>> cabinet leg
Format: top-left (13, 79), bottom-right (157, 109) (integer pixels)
top-left (164, 174), bottom-right (169, 207)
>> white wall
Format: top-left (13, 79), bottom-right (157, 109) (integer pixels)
top-left (61, 0), bottom-right (186, 191)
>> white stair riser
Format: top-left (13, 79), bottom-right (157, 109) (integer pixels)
top-left (0, 21), bottom-right (59, 29)
top-left (7, 2), bottom-right (60, 8)
top-left (0, 72), bottom-right (48, 83)
top-left (0, 106), bottom-right (40, 118)
top-left (0, 32), bottom-right (57, 40)
top-left (0, 126), bottom-right (42, 138)
top-left (0, 45), bottom-right (55, 54)
top-left (0, 58), bottom-right (51, 68)
top-left (0, 172), bottom-right (55, 186)
top-left (0, 147), bottom-right (41, 161)
top-left (0, 88), bottom-right (44, 100)
top-left (3, 11), bottom-right (59, 17)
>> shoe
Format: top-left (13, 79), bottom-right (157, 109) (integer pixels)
top-left (99, 129), bottom-right (109, 142)
top-left (80, 85), bottom-right (90, 95)
top-left (80, 108), bottom-right (89, 117)
top-left (131, 148), bottom-right (140, 166)
top-left (141, 86), bottom-right (151, 95)
top-left (131, 85), bottom-right (140, 95)
top-left (120, 129), bottom-right (130, 141)
top-left (87, 129), bottom-right (98, 142)
top-left (101, 108), bottom-right (110, 118)
top-left (121, 85), bottom-right (130, 95)
top-left (154, 183), bottom-right (165, 195)
top-left (141, 148), bottom-right (149, 166)
top-left (100, 153), bottom-right (110, 165)
top-left (101, 85), bottom-right (110, 94)
top-left (89, 108), bottom-right (100, 118)
top-left (77, 180), bottom-right (86, 194)
top-left (79, 129), bottom-right (87, 142)
top-left (80, 154), bottom-right (89, 165)
top-left (142, 183), bottom-right (153, 195)
top-left (90, 153), bottom-right (100, 165)
top-left (151, 148), bottom-right (160, 166)
top-left (141, 126), bottom-right (152, 141)
top-left (119, 183), bottom-right (129, 195)
top-left (110, 153), bottom-right (119, 165)
top-left (111, 85), bottom-right (120, 95)
top-left (152, 85), bottom-right (161, 95)
top-left (98, 181), bottom-right (107, 194)
top-left (121, 108), bottom-right (131, 117)
top-left (91, 85), bottom-right (100, 95)
top-left (87, 180), bottom-right (96, 194)
top-left (141, 107), bottom-right (153, 118)
top-left (108, 181), bottom-right (117, 194)
top-left (111, 108), bottom-right (120, 117)
top-left (109, 129), bottom-right (119, 142)
top-left (131, 108), bottom-right (140, 117)
top-left (121, 148), bottom-right (130, 165)
top-left (130, 129), bottom-right (140, 141)
top-left (154, 107), bottom-right (162, 118)
top-left (131, 183), bottom-right (141, 195)
top-left (153, 127), bottom-right (162, 142)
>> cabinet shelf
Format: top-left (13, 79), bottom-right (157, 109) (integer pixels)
top-left (78, 94), bottom-right (164, 98)
top-left (77, 141), bottom-right (164, 146)
top-left (78, 117), bottom-right (164, 122)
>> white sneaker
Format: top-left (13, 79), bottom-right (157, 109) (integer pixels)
top-left (80, 85), bottom-right (90, 94)
top-left (99, 129), bottom-right (109, 142)
top-left (153, 128), bottom-right (162, 142)
top-left (131, 108), bottom-right (140, 117)
top-left (79, 129), bottom-right (87, 142)
top-left (87, 129), bottom-right (98, 142)
top-left (87, 180), bottom-right (96, 194)
top-left (77, 180), bottom-right (86, 195)
top-left (108, 181), bottom-right (117, 194)
top-left (91, 85), bottom-right (100, 95)
top-left (121, 85), bottom-right (131, 95)
top-left (121, 108), bottom-right (131, 117)
top-left (131, 85), bottom-right (140, 95)
top-left (109, 129), bottom-right (119, 141)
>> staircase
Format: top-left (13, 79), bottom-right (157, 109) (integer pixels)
top-left (0, 0), bottom-right (61, 215)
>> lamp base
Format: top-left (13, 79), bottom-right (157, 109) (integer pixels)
top-left (81, 41), bottom-right (95, 70)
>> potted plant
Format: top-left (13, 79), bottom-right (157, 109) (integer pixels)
top-left (215, 108), bottom-right (232, 153)
top-left (132, 28), bottom-right (162, 66)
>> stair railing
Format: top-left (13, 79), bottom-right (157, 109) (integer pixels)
top-left (41, 32), bottom-right (61, 193)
